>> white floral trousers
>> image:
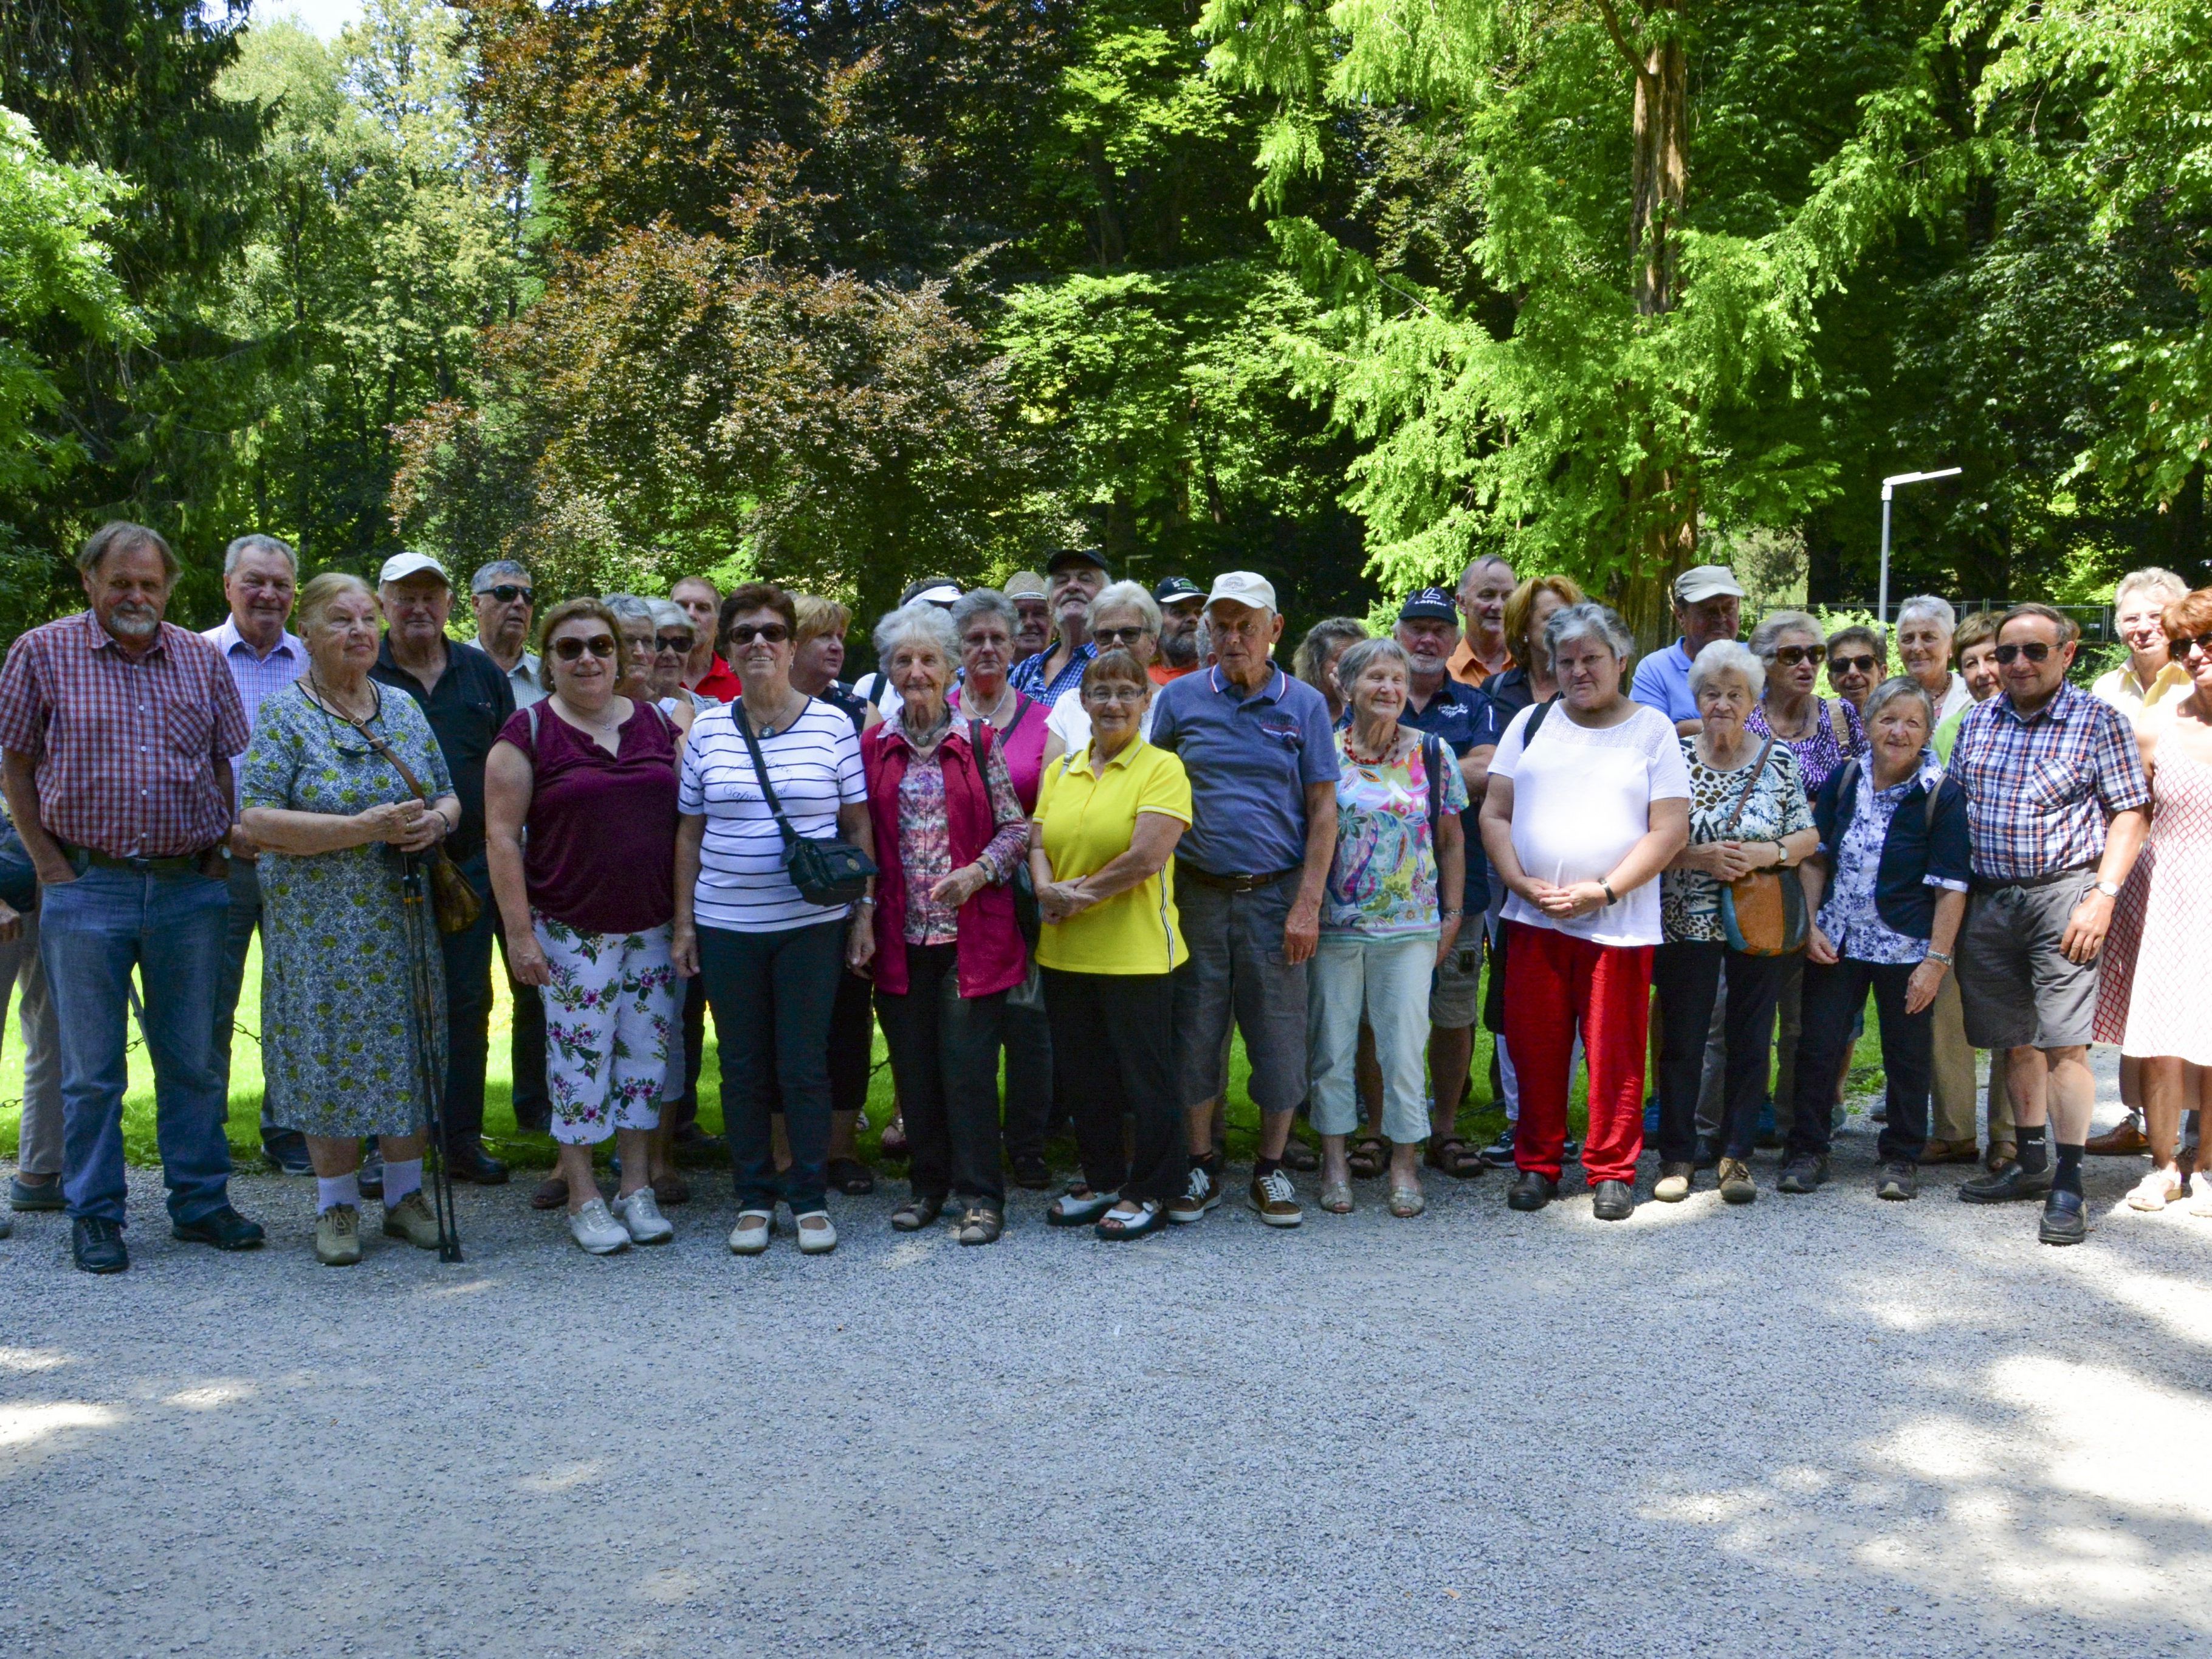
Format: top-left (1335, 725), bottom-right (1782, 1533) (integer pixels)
top-left (535, 915), bottom-right (679, 1146)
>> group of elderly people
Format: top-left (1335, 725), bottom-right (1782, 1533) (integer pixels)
top-left (2, 522), bottom-right (2207, 1271)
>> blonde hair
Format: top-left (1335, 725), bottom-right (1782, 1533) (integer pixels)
top-left (792, 594), bottom-right (852, 647)
top-left (296, 572), bottom-right (377, 637)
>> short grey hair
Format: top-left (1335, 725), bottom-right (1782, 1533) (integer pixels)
top-left (602, 592), bottom-right (656, 626)
top-left (471, 558), bottom-right (531, 594)
top-left (1544, 601), bottom-right (1633, 664)
top-left (950, 587), bottom-right (1016, 641)
top-left (2115, 566), bottom-right (2189, 609)
top-left (1864, 675), bottom-right (1935, 732)
top-left (225, 533), bottom-right (297, 579)
top-left (647, 599), bottom-right (691, 634)
top-left (78, 520), bottom-right (177, 579)
top-left (1334, 636), bottom-right (1412, 702)
top-left (1895, 594), bottom-right (1956, 636)
top-left (1689, 639), bottom-right (1766, 701)
top-left (1748, 608), bottom-right (1823, 659)
top-left (1088, 580), bottom-right (1161, 633)
top-left (873, 600), bottom-right (958, 665)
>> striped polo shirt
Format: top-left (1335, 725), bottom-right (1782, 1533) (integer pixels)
top-left (679, 697), bottom-right (867, 932)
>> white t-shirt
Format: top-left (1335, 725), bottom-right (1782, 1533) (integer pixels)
top-left (1489, 699), bottom-right (1691, 948)
top-left (679, 698), bottom-right (867, 932)
top-left (1045, 684), bottom-right (1157, 756)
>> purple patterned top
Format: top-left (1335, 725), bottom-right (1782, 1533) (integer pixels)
top-left (1748, 696), bottom-right (1866, 802)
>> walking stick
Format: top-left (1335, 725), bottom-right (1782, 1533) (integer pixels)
top-left (397, 854), bottom-right (462, 1262)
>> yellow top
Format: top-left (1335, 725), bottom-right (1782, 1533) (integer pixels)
top-left (2092, 660), bottom-right (2192, 727)
top-left (1033, 737), bottom-right (1192, 975)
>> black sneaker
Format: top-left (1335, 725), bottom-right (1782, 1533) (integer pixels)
top-left (443, 1140), bottom-right (510, 1185)
top-left (1477, 1127), bottom-right (1518, 1168)
top-left (1777, 1155), bottom-right (1829, 1194)
top-left (1562, 1136), bottom-right (1583, 1165)
top-left (10, 1173), bottom-right (64, 1212)
top-left (1959, 1159), bottom-right (2053, 1204)
top-left (2038, 1189), bottom-right (2087, 1245)
top-left (1692, 1133), bottom-right (1720, 1171)
top-left (1590, 1179), bottom-right (1634, 1221)
top-left (1506, 1171), bottom-right (1558, 1212)
top-left (171, 1205), bottom-right (266, 1251)
top-left (1008, 1152), bottom-right (1054, 1190)
top-left (261, 1131), bottom-right (314, 1177)
top-left (72, 1216), bottom-right (128, 1274)
top-left (1875, 1161), bottom-right (1918, 1201)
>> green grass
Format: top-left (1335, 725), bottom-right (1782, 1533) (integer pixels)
top-left (0, 950), bottom-right (1883, 1168)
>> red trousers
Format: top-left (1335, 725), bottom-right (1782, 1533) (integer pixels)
top-left (1503, 921), bottom-right (1654, 1185)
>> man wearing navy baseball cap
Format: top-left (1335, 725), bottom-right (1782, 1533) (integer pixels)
top-left (1152, 575), bottom-right (1206, 681)
top-left (1393, 588), bottom-right (1507, 1171)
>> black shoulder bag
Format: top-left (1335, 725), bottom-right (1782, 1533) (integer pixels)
top-left (734, 701), bottom-right (876, 907)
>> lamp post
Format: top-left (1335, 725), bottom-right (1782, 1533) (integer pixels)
top-left (1878, 467), bottom-right (1962, 634)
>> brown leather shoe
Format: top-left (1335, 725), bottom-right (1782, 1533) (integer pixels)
top-left (2086, 1120), bottom-right (2151, 1156)
top-left (1920, 1138), bottom-right (1981, 1165)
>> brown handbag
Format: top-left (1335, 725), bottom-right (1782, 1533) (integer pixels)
top-left (1716, 736), bottom-right (1806, 957)
top-left (331, 696), bottom-right (482, 936)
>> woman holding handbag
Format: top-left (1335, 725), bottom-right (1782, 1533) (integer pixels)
top-left (1787, 678), bottom-right (1971, 1201)
top-left (1651, 642), bottom-right (1818, 1206)
top-left (673, 583), bottom-right (874, 1259)
top-left (238, 574), bottom-right (462, 1266)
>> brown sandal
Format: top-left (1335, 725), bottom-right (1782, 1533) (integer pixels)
top-left (528, 1176), bottom-right (569, 1211)
top-left (1347, 1137), bottom-right (1388, 1179)
top-left (1425, 1137), bottom-right (1485, 1179)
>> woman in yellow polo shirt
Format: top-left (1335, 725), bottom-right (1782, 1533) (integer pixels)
top-left (1028, 648), bottom-right (1192, 1240)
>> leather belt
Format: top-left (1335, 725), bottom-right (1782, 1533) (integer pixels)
top-left (61, 842), bottom-right (224, 878)
top-left (1181, 865), bottom-right (1298, 893)
top-left (1968, 863), bottom-right (2094, 896)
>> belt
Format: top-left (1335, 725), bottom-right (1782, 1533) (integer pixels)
top-left (1968, 863), bottom-right (2094, 896)
top-left (62, 842), bottom-right (222, 878)
top-left (1181, 865), bottom-right (1298, 893)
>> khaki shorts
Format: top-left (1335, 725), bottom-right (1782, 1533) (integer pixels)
top-left (1429, 934), bottom-right (1483, 1030)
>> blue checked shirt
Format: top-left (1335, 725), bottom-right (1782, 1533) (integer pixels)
top-left (202, 616), bottom-right (308, 810)
top-left (1948, 683), bottom-right (2149, 881)
top-left (1009, 640), bottom-right (1095, 704)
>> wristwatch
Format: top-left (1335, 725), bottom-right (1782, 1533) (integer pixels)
top-left (1600, 879), bottom-right (1618, 907)
top-left (2094, 878), bottom-right (2121, 899)
top-left (1925, 948), bottom-right (1953, 967)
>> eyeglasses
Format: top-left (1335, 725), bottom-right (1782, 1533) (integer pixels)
top-left (1993, 642), bottom-right (2055, 665)
top-left (1083, 684), bottom-right (1148, 704)
top-left (476, 585), bottom-right (533, 605)
top-left (654, 633), bottom-right (693, 653)
top-left (1092, 625), bottom-right (1153, 647)
top-left (551, 634), bottom-right (616, 662)
top-left (1770, 644), bottom-right (1821, 666)
top-left (1829, 654), bottom-right (1878, 676)
top-left (727, 622), bottom-right (789, 645)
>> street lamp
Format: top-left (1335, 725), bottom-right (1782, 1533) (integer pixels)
top-left (1878, 467), bottom-right (1962, 633)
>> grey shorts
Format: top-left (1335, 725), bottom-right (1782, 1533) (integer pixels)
top-left (1171, 874), bottom-right (1311, 1116)
top-left (1429, 935), bottom-right (1483, 1029)
top-left (1956, 870), bottom-right (2101, 1051)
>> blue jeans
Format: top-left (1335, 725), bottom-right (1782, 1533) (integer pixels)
top-left (208, 855), bottom-right (292, 1149)
top-left (39, 865), bottom-right (233, 1225)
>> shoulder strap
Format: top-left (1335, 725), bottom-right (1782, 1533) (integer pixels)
top-left (732, 702), bottom-right (800, 850)
top-left (526, 701), bottom-right (541, 747)
top-left (1723, 737), bottom-right (1776, 833)
top-left (1524, 695), bottom-right (1553, 743)
top-left (1923, 768), bottom-right (1943, 830)
top-left (1826, 698), bottom-right (1850, 750)
top-left (331, 687), bottom-right (431, 806)
top-left (1422, 732), bottom-right (1444, 837)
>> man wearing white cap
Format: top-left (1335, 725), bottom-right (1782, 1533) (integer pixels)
top-left (370, 551), bottom-right (516, 1184)
top-left (1631, 564), bottom-right (1745, 735)
top-left (1150, 571), bottom-right (1341, 1228)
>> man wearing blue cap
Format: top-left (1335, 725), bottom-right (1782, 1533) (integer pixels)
top-left (1395, 588), bottom-right (1505, 1171)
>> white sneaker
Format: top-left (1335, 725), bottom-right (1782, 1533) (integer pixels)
top-left (728, 1209), bottom-right (772, 1255)
top-left (568, 1197), bottom-right (630, 1255)
top-left (794, 1209), bottom-right (837, 1254)
top-left (614, 1186), bottom-right (673, 1244)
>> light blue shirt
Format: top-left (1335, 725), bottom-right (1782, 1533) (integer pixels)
top-left (1629, 639), bottom-right (1698, 725)
top-left (204, 616), bottom-right (307, 809)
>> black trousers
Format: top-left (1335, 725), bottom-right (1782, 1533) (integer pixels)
top-left (493, 912), bottom-right (549, 1133)
top-left (1789, 958), bottom-right (1932, 1164)
top-left (875, 943), bottom-right (1009, 1206)
top-left (999, 975), bottom-right (1056, 1161)
top-left (1042, 967), bottom-right (1185, 1204)
top-left (1653, 940), bottom-right (1782, 1164)
top-left (699, 919), bottom-right (843, 1214)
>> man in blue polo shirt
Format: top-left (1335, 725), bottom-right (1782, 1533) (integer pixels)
top-left (1150, 572), bottom-right (1341, 1228)
top-left (1393, 587), bottom-right (1505, 1172)
top-left (1630, 564), bottom-right (1745, 735)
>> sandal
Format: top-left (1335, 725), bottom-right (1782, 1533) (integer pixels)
top-left (1317, 1177), bottom-right (1353, 1214)
top-left (654, 1172), bottom-right (690, 1206)
top-left (879, 1117), bottom-right (909, 1159)
top-left (954, 1205), bottom-right (1003, 1246)
top-left (529, 1176), bottom-right (569, 1212)
top-left (1388, 1185), bottom-right (1426, 1218)
top-left (891, 1194), bottom-right (946, 1232)
top-left (1095, 1198), bottom-right (1164, 1240)
top-left (1280, 1138), bottom-right (1320, 1173)
top-left (827, 1156), bottom-right (876, 1195)
top-left (1347, 1136), bottom-right (1387, 1180)
top-left (1425, 1136), bottom-right (1485, 1180)
top-left (2129, 1168), bottom-right (2184, 1212)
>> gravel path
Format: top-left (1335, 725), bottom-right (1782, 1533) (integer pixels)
top-left (5, 1057), bottom-right (2210, 1658)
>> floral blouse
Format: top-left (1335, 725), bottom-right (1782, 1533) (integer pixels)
top-left (1818, 756), bottom-right (1959, 964)
top-left (1660, 738), bottom-right (1814, 944)
top-left (1322, 728), bottom-right (1470, 939)
top-left (887, 704), bottom-right (1028, 946)
top-left (1747, 697), bottom-right (1865, 802)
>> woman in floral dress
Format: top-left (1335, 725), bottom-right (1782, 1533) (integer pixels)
top-left (241, 574), bottom-right (461, 1267)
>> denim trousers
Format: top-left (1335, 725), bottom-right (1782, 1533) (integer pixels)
top-left (874, 942), bottom-right (1009, 1206)
top-left (436, 851), bottom-right (495, 1148)
top-left (1308, 934), bottom-right (1434, 1143)
top-left (1, 910), bottom-right (63, 1175)
top-left (39, 865), bottom-right (233, 1225)
top-left (699, 918), bottom-right (844, 1214)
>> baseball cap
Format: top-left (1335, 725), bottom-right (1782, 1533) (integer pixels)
top-left (1045, 548), bottom-right (1111, 577)
top-left (1673, 564), bottom-right (1745, 605)
top-left (1203, 571), bottom-right (1277, 614)
top-left (1398, 586), bottom-right (1458, 623)
top-left (1153, 575), bottom-right (1205, 606)
top-left (1003, 570), bottom-right (1048, 600)
top-left (378, 551), bottom-right (449, 586)
top-left (900, 577), bottom-right (963, 608)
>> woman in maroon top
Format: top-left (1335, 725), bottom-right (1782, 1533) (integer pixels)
top-left (486, 599), bottom-right (683, 1255)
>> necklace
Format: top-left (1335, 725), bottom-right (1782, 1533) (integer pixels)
top-left (557, 693), bottom-right (626, 739)
top-left (963, 681), bottom-right (1017, 727)
top-left (1344, 724), bottom-right (1401, 766)
top-left (746, 689), bottom-right (808, 738)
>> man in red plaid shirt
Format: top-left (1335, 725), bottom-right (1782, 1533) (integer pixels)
top-left (1947, 603), bottom-right (2151, 1245)
top-left (0, 521), bottom-right (264, 1274)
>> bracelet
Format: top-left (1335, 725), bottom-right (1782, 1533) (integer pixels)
top-left (1600, 879), bottom-right (1618, 906)
top-left (1925, 948), bottom-right (1953, 967)
top-left (1439, 907), bottom-right (1463, 921)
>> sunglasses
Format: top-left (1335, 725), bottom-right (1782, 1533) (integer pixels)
top-left (476, 585), bottom-right (533, 605)
top-left (1770, 645), bottom-right (1821, 666)
top-left (1993, 642), bottom-right (2055, 664)
top-left (552, 634), bottom-right (616, 662)
top-left (1828, 654), bottom-right (1878, 676)
top-left (1092, 625), bottom-right (1153, 647)
top-left (727, 622), bottom-right (789, 645)
top-left (2176, 632), bottom-right (2212, 658)
top-left (654, 633), bottom-right (693, 652)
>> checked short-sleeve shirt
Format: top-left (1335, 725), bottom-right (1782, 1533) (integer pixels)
top-left (1948, 682), bottom-right (2150, 881)
top-left (0, 610), bottom-right (250, 858)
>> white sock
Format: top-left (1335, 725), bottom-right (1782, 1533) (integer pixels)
top-left (381, 1158), bottom-right (424, 1204)
top-left (317, 1173), bottom-right (360, 1213)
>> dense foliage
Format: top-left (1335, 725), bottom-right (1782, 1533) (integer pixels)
top-left (1, 0), bottom-right (2207, 641)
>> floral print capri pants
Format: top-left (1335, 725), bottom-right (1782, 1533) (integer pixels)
top-left (536, 915), bottom-right (679, 1145)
